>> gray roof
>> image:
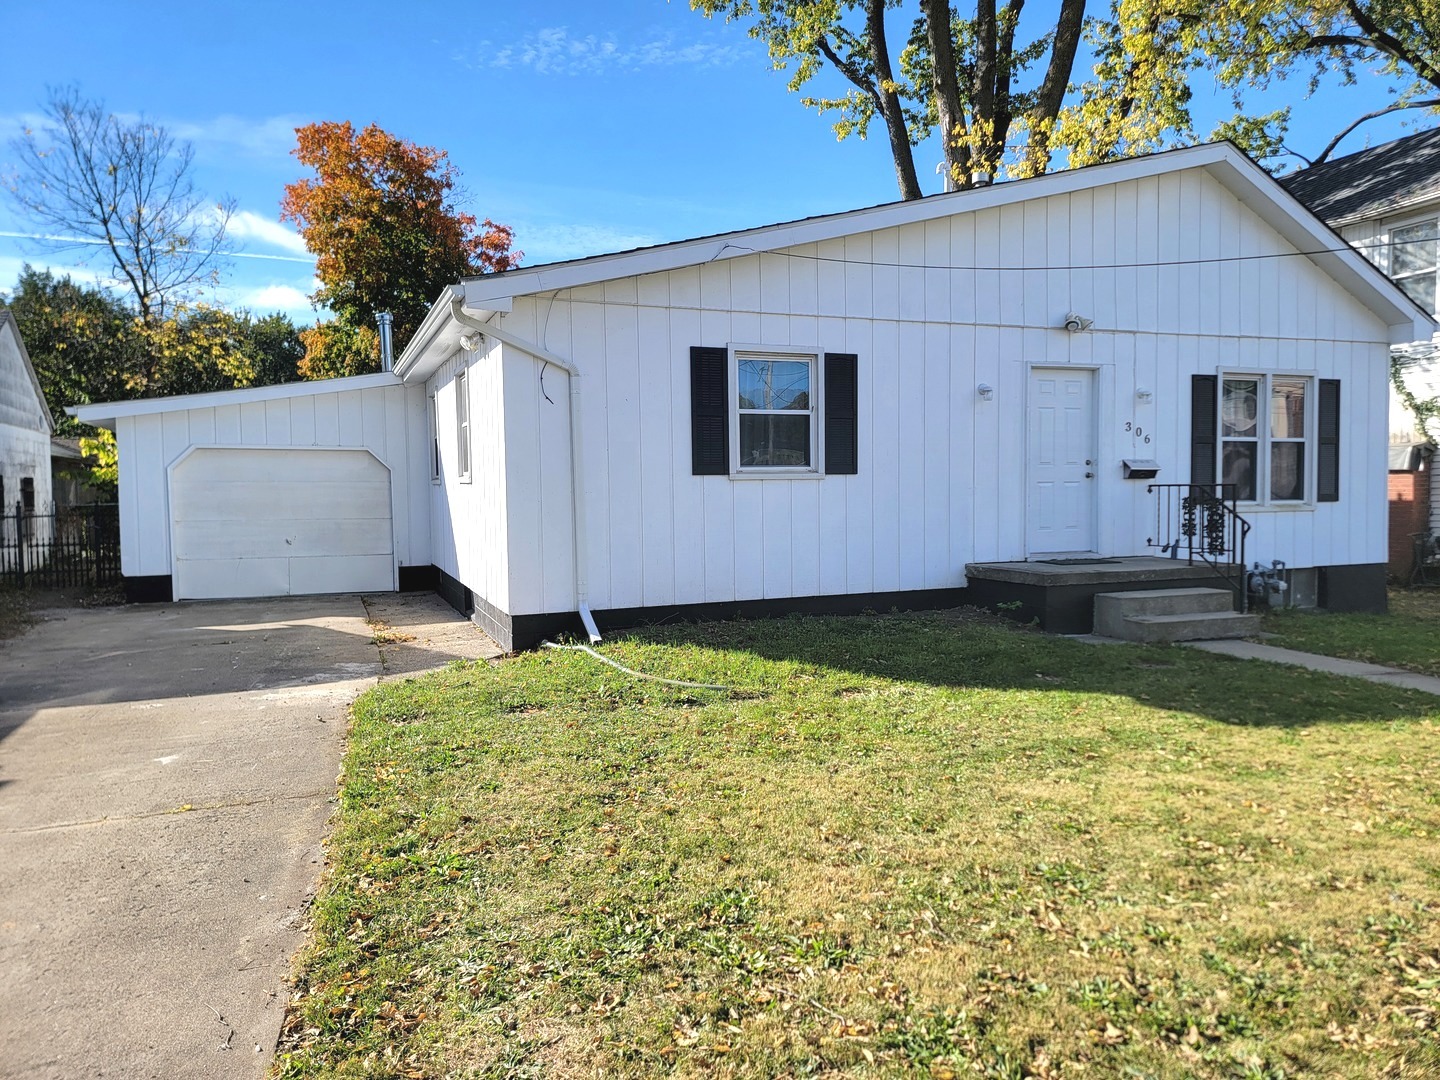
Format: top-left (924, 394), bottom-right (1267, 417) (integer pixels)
top-left (1281, 126), bottom-right (1440, 226)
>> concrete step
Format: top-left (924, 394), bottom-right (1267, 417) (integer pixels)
top-left (1114, 610), bottom-right (1262, 644)
top-left (1093, 587), bottom-right (1237, 638)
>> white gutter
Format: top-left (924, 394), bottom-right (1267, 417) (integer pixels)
top-left (446, 288), bottom-right (601, 644)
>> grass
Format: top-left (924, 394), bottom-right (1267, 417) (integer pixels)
top-left (1263, 589), bottom-right (1440, 678)
top-left (275, 611), bottom-right (1440, 1079)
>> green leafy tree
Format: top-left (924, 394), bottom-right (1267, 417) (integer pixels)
top-left (1072, 0), bottom-right (1440, 170)
top-left (1, 266), bottom-right (143, 433)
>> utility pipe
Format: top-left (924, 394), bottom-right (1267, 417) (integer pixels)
top-left (447, 290), bottom-right (601, 643)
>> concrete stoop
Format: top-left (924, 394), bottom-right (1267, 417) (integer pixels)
top-left (1093, 587), bottom-right (1260, 643)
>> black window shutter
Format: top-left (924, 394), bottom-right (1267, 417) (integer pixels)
top-left (690, 346), bottom-right (728, 475)
top-left (1191, 374), bottom-right (1217, 488)
top-left (824, 352), bottom-right (859, 475)
top-left (1318, 379), bottom-right (1340, 502)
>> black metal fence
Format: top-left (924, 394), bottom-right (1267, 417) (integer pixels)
top-left (0, 502), bottom-right (121, 589)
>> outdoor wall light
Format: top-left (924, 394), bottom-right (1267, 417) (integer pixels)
top-left (977, 383), bottom-right (994, 400)
top-left (459, 331), bottom-right (484, 352)
top-left (1062, 312), bottom-right (1094, 333)
top-left (1136, 387), bottom-right (1154, 402)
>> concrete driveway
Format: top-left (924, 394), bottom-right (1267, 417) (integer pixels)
top-left (0, 593), bottom-right (498, 1079)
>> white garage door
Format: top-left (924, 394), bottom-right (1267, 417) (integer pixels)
top-left (171, 448), bottom-right (395, 600)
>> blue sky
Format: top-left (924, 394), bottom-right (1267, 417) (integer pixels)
top-left (0, 0), bottom-right (1428, 325)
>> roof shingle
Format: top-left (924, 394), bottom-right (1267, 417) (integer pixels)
top-left (1281, 126), bottom-right (1440, 225)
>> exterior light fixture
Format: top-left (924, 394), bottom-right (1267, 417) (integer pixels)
top-left (1136, 387), bottom-right (1153, 402)
top-left (1062, 312), bottom-right (1094, 333)
top-left (977, 384), bottom-right (994, 400)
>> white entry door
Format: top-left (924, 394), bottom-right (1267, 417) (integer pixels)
top-left (1026, 368), bottom-right (1097, 555)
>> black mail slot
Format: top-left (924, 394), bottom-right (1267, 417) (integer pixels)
top-left (1122, 459), bottom-right (1161, 479)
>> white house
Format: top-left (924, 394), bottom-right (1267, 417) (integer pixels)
top-left (0, 310), bottom-right (54, 522)
top-left (1282, 128), bottom-right (1440, 560)
top-left (72, 142), bottom-right (1433, 649)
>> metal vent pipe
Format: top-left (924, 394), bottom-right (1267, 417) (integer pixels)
top-left (376, 311), bottom-right (394, 372)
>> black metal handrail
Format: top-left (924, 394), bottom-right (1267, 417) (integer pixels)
top-left (1146, 483), bottom-right (1252, 612)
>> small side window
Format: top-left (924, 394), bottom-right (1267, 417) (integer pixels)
top-left (20, 477), bottom-right (35, 513)
top-left (428, 394), bottom-right (441, 482)
top-left (455, 368), bottom-right (472, 482)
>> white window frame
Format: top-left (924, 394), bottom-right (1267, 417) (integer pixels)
top-left (728, 344), bottom-right (824, 479)
top-left (1388, 214), bottom-right (1439, 317)
top-left (455, 366), bottom-right (472, 484)
top-left (1217, 370), bottom-right (1317, 510)
top-left (428, 392), bottom-right (441, 483)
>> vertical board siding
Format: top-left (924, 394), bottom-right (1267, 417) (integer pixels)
top-left (114, 381), bottom-right (427, 582)
top-left (470, 170), bottom-right (1395, 616)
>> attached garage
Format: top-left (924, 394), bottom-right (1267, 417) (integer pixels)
top-left (170, 447), bottom-right (395, 599)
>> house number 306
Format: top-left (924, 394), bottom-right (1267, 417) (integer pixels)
top-left (1124, 421), bottom-right (1151, 444)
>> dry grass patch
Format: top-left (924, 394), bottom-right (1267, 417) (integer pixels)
top-left (274, 612), bottom-right (1440, 1079)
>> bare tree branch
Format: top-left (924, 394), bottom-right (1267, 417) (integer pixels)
top-left (1311, 97), bottom-right (1440, 165)
top-left (5, 88), bottom-right (234, 323)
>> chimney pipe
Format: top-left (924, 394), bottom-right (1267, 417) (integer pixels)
top-left (971, 171), bottom-right (992, 188)
top-left (376, 311), bottom-right (394, 372)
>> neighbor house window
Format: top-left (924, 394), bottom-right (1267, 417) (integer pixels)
top-left (1391, 220), bottom-right (1438, 314)
top-left (1220, 374), bottom-right (1311, 504)
top-left (428, 393), bottom-right (441, 482)
top-left (732, 347), bottom-right (819, 472)
top-left (20, 477), bottom-right (35, 513)
top-left (455, 368), bottom-right (471, 482)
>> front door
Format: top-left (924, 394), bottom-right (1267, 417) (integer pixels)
top-left (1026, 367), bottom-right (1097, 555)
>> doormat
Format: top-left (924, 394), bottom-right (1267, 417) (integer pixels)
top-left (1036, 557), bottom-right (1124, 566)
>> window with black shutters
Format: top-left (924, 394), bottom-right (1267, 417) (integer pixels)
top-left (1193, 372), bottom-right (1336, 505)
top-left (690, 346), bottom-right (859, 477)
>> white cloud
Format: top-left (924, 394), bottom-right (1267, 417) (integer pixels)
top-left (242, 283), bottom-right (313, 313)
top-left (513, 221), bottom-right (662, 264)
top-left (226, 210), bottom-right (310, 257)
top-left (156, 113), bottom-right (305, 162)
top-left (465, 27), bottom-right (748, 77)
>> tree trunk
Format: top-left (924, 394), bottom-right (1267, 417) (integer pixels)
top-left (922, 0), bottom-right (968, 190)
top-left (865, 0), bottom-right (923, 200)
top-left (1024, 0), bottom-right (1087, 173)
top-left (972, 0), bottom-right (997, 176)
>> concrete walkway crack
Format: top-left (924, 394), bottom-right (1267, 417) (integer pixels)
top-left (4, 790), bottom-right (334, 834)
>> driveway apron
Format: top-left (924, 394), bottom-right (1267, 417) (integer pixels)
top-left (0, 596), bottom-right (380, 1080)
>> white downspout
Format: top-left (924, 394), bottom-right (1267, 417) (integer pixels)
top-left (447, 289), bottom-right (601, 643)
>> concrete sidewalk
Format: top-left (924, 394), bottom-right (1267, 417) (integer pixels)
top-left (0, 592), bottom-right (498, 1080)
top-left (1182, 638), bottom-right (1440, 695)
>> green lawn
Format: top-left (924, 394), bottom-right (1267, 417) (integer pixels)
top-left (275, 612), bottom-right (1440, 1079)
top-left (1263, 589), bottom-right (1440, 678)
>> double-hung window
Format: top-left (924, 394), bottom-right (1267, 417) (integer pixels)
top-left (1391, 219), bottom-right (1438, 314)
top-left (1220, 373), bottom-right (1311, 504)
top-left (455, 368), bottom-right (471, 482)
top-left (732, 348), bottom-right (819, 472)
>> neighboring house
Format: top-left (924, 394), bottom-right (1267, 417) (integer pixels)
top-left (72, 142), bottom-right (1433, 648)
top-left (1282, 128), bottom-right (1440, 571)
top-left (0, 310), bottom-right (54, 520)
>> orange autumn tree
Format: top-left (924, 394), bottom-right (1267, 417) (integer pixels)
top-left (281, 121), bottom-right (520, 378)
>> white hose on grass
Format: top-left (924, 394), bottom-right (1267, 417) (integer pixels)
top-left (540, 640), bottom-right (732, 692)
